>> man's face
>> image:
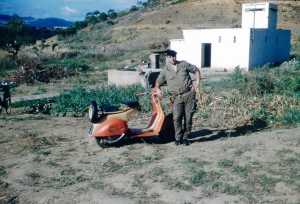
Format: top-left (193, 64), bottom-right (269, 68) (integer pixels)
top-left (167, 55), bottom-right (176, 65)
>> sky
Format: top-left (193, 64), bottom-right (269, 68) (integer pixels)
top-left (0, 0), bottom-right (140, 21)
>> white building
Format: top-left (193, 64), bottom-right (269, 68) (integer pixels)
top-left (170, 2), bottom-right (291, 71)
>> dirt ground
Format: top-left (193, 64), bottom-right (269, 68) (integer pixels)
top-left (0, 112), bottom-right (299, 204)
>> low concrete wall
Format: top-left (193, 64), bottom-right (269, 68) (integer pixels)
top-left (107, 69), bottom-right (142, 86)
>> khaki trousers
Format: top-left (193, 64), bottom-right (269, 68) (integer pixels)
top-left (172, 90), bottom-right (196, 142)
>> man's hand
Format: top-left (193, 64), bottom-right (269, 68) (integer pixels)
top-left (192, 68), bottom-right (201, 93)
top-left (154, 81), bottom-right (163, 99)
top-left (192, 84), bottom-right (199, 93)
top-left (153, 87), bottom-right (163, 99)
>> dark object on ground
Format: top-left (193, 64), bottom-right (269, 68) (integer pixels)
top-left (24, 99), bottom-right (55, 114)
top-left (0, 80), bottom-right (16, 114)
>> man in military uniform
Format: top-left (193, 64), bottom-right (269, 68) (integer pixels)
top-left (155, 49), bottom-right (201, 145)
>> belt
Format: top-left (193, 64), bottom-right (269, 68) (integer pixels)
top-left (171, 88), bottom-right (192, 97)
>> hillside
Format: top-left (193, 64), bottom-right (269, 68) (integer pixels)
top-left (7, 0), bottom-right (298, 98)
top-left (21, 0), bottom-right (299, 73)
top-left (27, 18), bottom-right (73, 29)
top-left (0, 15), bottom-right (73, 29)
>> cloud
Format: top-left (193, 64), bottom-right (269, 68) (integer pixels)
top-left (62, 6), bottom-right (79, 15)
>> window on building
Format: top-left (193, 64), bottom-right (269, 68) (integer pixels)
top-left (218, 36), bottom-right (222, 43)
top-left (233, 36), bottom-right (237, 43)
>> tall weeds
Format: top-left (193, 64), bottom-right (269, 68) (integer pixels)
top-left (52, 85), bottom-right (146, 116)
top-left (198, 60), bottom-right (300, 128)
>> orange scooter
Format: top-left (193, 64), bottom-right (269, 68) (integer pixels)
top-left (88, 91), bottom-right (166, 147)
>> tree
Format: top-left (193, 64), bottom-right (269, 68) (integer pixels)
top-left (140, 0), bottom-right (160, 8)
top-left (98, 12), bottom-right (108, 21)
top-left (93, 10), bottom-right (100, 17)
top-left (7, 40), bottom-right (21, 59)
top-left (89, 15), bottom-right (98, 24)
top-left (7, 15), bottom-right (24, 33)
top-left (137, 0), bottom-right (148, 7)
top-left (5, 16), bottom-right (25, 59)
top-left (85, 12), bottom-right (94, 23)
top-left (107, 9), bottom-right (117, 19)
top-left (74, 21), bottom-right (87, 30)
top-left (0, 15), bottom-right (56, 60)
top-left (86, 12), bottom-right (93, 18)
top-left (148, 0), bottom-right (160, 7)
top-left (130, 5), bottom-right (139, 12)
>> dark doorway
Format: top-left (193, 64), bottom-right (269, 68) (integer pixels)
top-left (202, 43), bottom-right (211, 67)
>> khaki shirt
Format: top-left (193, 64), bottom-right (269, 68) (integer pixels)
top-left (157, 61), bottom-right (198, 95)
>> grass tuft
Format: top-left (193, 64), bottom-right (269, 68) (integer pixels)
top-left (0, 166), bottom-right (7, 177)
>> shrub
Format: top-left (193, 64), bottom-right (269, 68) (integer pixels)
top-left (107, 9), bottom-right (117, 19)
top-left (281, 107), bottom-right (300, 125)
top-left (56, 27), bottom-right (77, 39)
top-left (52, 85), bottom-right (146, 116)
top-left (292, 38), bottom-right (300, 60)
top-left (199, 61), bottom-right (300, 128)
top-left (130, 5), bottom-right (139, 12)
top-left (0, 58), bottom-right (17, 76)
top-left (226, 61), bottom-right (300, 97)
top-left (229, 67), bottom-right (248, 90)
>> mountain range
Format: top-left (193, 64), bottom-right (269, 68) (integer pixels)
top-left (0, 14), bottom-right (73, 29)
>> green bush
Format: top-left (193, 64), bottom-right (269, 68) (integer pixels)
top-left (52, 85), bottom-right (146, 116)
top-left (201, 60), bottom-right (300, 128)
top-left (0, 57), bottom-right (17, 76)
top-left (281, 107), bottom-right (300, 125)
top-left (225, 62), bottom-right (300, 97)
top-left (292, 38), bottom-right (300, 60)
top-left (130, 5), bottom-right (139, 12)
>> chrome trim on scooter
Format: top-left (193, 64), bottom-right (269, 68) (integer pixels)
top-left (105, 133), bottom-right (126, 144)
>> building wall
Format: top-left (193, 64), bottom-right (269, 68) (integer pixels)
top-left (169, 2), bottom-right (290, 71)
top-left (249, 29), bottom-right (291, 68)
top-left (169, 39), bottom-right (187, 62)
top-left (242, 2), bottom-right (277, 29)
top-left (170, 28), bottom-right (251, 70)
top-left (107, 70), bottom-right (142, 86)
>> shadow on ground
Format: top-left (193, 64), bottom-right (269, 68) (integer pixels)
top-left (189, 119), bottom-right (268, 143)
